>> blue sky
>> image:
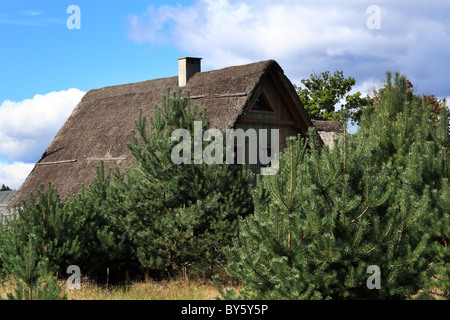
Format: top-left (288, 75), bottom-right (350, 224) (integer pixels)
top-left (0, 0), bottom-right (189, 103)
top-left (1, 0), bottom-right (449, 189)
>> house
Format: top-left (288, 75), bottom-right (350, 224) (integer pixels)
top-left (0, 190), bottom-right (16, 213)
top-left (311, 120), bottom-right (341, 149)
top-left (0, 190), bottom-right (17, 227)
top-left (9, 58), bottom-right (340, 208)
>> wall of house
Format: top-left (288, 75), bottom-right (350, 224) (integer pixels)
top-left (0, 191), bottom-right (17, 228)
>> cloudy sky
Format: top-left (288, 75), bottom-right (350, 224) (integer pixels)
top-left (1, 0), bottom-right (449, 189)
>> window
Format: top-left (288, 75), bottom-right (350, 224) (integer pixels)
top-left (251, 94), bottom-right (274, 112)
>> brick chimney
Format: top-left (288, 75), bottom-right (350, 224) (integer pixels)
top-left (178, 57), bottom-right (202, 87)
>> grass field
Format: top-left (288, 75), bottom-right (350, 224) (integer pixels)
top-left (0, 278), bottom-right (240, 300)
top-left (64, 279), bottom-right (222, 300)
top-left (1, 277), bottom-right (446, 300)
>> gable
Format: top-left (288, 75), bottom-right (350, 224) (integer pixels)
top-left (232, 70), bottom-right (314, 174)
top-left (237, 70), bottom-right (311, 141)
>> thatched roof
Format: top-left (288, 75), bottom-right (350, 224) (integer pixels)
top-left (311, 120), bottom-right (341, 148)
top-left (311, 120), bottom-right (341, 132)
top-left (11, 59), bottom-right (322, 207)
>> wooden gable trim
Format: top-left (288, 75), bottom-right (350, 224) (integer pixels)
top-left (234, 68), bottom-right (304, 131)
top-left (231, 61), bottom-right (315, 143)
top-left (239, 72), bottom-right (281, 120)
top-left (267, 68), bottom-right (314, 137)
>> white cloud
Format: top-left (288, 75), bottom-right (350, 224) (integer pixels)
top-left (127, 0), bottom-right (450, 98)
top-left (0, 11), bottom-right (61, 26)
top-left (0, 89), bottom-right (86, 163)
top-left (0, 89), bottom-right (85, 190)
top-left (0, 162), bottom-right (34, 190)
top-left (22, 11), bottom-right (44, 17)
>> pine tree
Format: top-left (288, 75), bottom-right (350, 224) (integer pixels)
top-left (110, 88), bottom-right (254, 279)
top-left (0, 183), bottom-right (82, 277)
top-left (1, 236), bottom-right (66, 300)
top-left (360, 72), bottom-right (449, 299)
top-left (1, 184), bottom-right (12, 191)
top-left (64, 164), bottom-right (133, 282)
top-left (219, 71), bottom-right (445, 300)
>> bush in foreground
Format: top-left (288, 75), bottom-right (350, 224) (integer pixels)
top-left (218, 72), bottom-right (448, 299)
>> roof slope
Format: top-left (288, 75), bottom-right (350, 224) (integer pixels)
top-left (11, 59), bottom-right (313, 207)
top-left (0, 191), bottom-right (16, 214)
top-left (311, 120), bottom-right (341, 133)
top-left (312, 120), bottom-right (341, 148)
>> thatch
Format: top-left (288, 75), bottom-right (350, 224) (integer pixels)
top-left (9, 60), bottom-right (319, 207)
top-left (311, 120), bottom-right (341, 149)
top-left (311, 120), bottom-right (341, 133)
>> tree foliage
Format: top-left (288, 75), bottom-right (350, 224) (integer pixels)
top-left (0, 88), bottom-right (254, 285)
top-left (219, 71), bottom-right (449, 300)
top-left (295, 70), bottom-right (373, 124)
top-left (0, 183), bottom-right (82, 277)
top-left (1, 236), bottom-right (66, 300)
top-left (364, 72), bottom-right (449, 299)
top-left (0, 184), bottom-right (11, 191)
top-left (109, 88), bottom-right (254, 279)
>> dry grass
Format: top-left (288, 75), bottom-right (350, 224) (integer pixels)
top-left (0, 277), bottom-right (238, 300)
top-left (0, 279), bottom-right (14, 298)
top-left (64, 279), bottom-right (222, 300)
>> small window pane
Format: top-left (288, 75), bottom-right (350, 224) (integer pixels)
top-left (251, 96), bottom-right (273, 112)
